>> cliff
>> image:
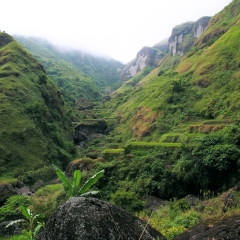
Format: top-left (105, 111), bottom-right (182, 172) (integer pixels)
top-left (120, 44), bottom-right (168, 81)
top-left (169, 17), bottom-right (211, 56)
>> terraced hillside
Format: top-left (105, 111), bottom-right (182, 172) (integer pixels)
top-left (90, 0), bottom-right (240, 201)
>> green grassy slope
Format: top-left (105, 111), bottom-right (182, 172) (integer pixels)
top-left (91, 0), bottom-right (240, 202)
top-left (0, 33), bottom-right (76, 183)
top-left (14, 36), bottom-right (101, 106)
top-left (109, 0), bottom-right (240, 142)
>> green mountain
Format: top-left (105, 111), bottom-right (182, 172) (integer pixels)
top-left (0, 32), bottom-right (76, 184)
top-left (14, 37), bottom-right (101, 107)
top-left (1, 0), bottom-right (240, 218)
top-left (60, 50), bottom-right (124, 92)
top-left (96, 0), bottom-right (240, 200)
top-left (111, 0), bottom-right (240, 141)
top-left (15, 36), bottom-right (124, 96)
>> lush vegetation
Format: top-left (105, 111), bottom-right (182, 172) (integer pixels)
top-left (0, 32), bottom-right (76, 185)
top-left (53, 165), bottom-right (104, 197)
top-left (1, 1), bottom-right (240, 239)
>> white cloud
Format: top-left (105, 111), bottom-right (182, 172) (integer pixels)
top-left (0, 0), bottom-right (233, 63)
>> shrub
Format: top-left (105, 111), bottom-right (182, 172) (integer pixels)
top-left (110, 190), bottom-right (145, 213)
top-left (0, 195), bottom-right (31, 222)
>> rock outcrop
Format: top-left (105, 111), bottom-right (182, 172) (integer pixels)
top-left (36, 197), bottom-right (165, 240)
top-left (193, 17), bottom-right (211, 38)
top-left (120, 45), bottom-right (167, 80)
top-left (74, 119), bottom-right (107, 142)
top-left (169, 17), bottom-right (211, 56)
top-left (169, 22), bottom-right (195, 56)
top-left (66, 158), bottom-right (95, 176)
top-left (174, 214), bottom-right (240, 240)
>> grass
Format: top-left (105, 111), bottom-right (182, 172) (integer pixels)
top-left (31, 184), bottom-right (66, 219)
top-left (127, 142), bottom-right (182, 147)
top-left (0, 235), bottom-right (30, 240)
top-left (0, 177), bottom-right (20, 185)
top-left (102, 149), bottom-right (124, 153)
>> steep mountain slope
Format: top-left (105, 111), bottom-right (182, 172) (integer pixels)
top-left (120, 42), bottom-right (168, 81)
top-left (95, 0), bottom-right (240, 200)
top-left (111, 0), bottom-right (240, 141)
top-left (14, 37), bottom-right (101, 106)
top-left (60, 50), bottom-right (124, 92)
top-left (0, 32), bottom-right (76, 184)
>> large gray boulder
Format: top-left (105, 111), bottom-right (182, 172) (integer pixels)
top-left (174, 214), bottom-right (240, 240)
top-left (36, 197), bottom-right (165, 240)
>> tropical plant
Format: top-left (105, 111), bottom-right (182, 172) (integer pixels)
top-left (6, 206), bottom-right (44, 240)
top-left (53, 165), bottom-right (104, 198)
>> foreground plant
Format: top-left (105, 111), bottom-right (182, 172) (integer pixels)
top-left (53, 165), bottom-right (104, 198)
top-left (6, 205), bottom-right (44, 240)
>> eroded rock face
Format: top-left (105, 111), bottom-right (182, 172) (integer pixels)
top-left (168, 22), bottom-right (195, 56)
top-left (120, 46), bottom-right (166, 80)
top-left (36, 197), bottom-right (165, 240)
top-left (174, 214), bottom-right (240, 240)
top-left (168, 17), bottom-right (210, 56)
top-left (193, 17), bottom-right (211, 38)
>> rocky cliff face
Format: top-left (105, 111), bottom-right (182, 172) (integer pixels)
top-left (193, 17), bottom-right (211, 38)
top-left (120, 16), bottom-right (210, 80)
top-left (169, 22), bottom-right (195, 56)
top-left (169, 17), bottom-right (211, 56)
top-left (120, 44), bottom-right (168, 80)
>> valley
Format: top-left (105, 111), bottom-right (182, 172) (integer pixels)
top-left (1, 0), bottom-right (240, 239)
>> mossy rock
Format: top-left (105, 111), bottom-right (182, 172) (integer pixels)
top-left (66, 158), bottom-right (96, 176)
top-left (86, 150), bottom-right (101, 159)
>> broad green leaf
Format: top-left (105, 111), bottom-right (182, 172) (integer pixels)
top-left (72, 170), bottom-right (81, 196)
top-left (33, 222), bottom-right (44, 237)
top-left (53, 164), bottom-right (72, 196)
top-left (77, 170), bottom-right (104, 196)
top-left (20, 205), bottom-right (30, 220)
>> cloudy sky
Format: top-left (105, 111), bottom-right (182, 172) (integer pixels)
top-left (1, 0), bottom-right (232, 63)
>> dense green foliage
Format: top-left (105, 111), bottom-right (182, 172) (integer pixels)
top-left (1, 1), bottom-right (240, 239)
top-left (0, 195), bottom-right (31, 222)
top-left (0, 32), bottom-right (76, 183)
top-left (93, 0), bottom-right (240, 203)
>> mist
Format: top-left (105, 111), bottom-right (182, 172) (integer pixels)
top-left (0, 0), bottom-right (233, 63)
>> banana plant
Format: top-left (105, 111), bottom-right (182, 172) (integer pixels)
top-left (53, 165), bottom-right (104, 198)
top-left (6, 205), bottom-right (44, 239)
